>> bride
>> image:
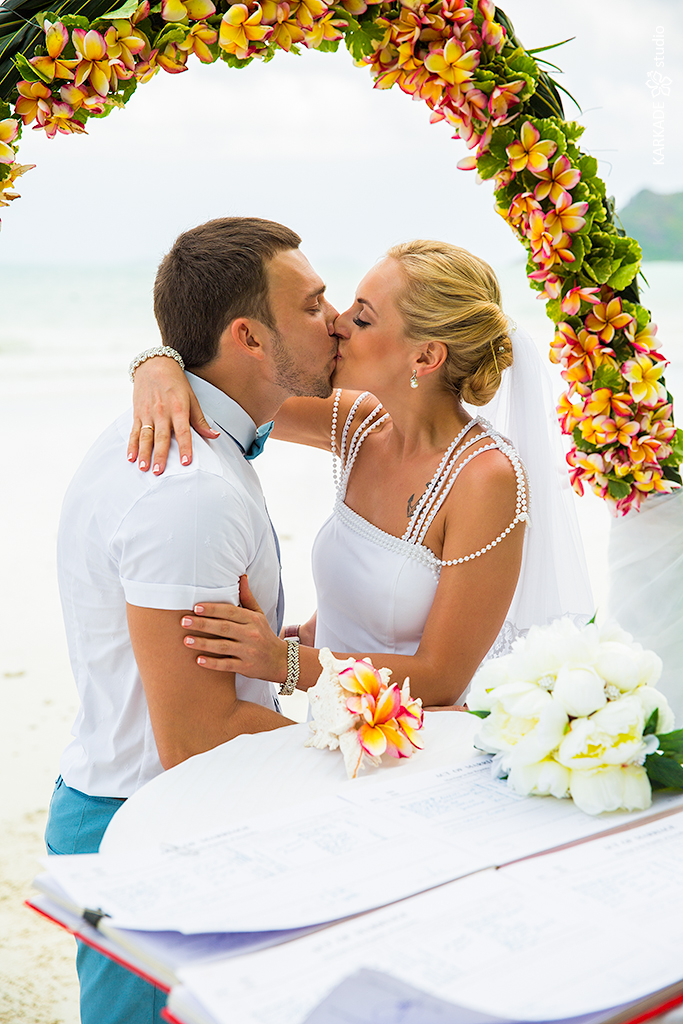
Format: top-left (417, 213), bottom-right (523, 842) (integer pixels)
top-left (129, 239), bottom-right (592, 705)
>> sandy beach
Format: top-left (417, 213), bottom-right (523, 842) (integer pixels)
top-left (1, 259), bottom-right (681, 1022)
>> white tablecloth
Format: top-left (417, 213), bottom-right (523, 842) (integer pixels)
top-left (101, 711), bottom-right (481, 856)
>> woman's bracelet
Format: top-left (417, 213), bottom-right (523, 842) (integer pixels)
top-left (279, 636), bottom-right (300, 696)
top-left (128, 346), bottom-right (185, 383)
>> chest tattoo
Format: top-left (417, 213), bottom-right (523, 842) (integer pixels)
top-left (407, 485), bottom-right (431, 518)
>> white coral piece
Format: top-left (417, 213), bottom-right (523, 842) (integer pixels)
top-left (305, 648), bottom-right (382, 778)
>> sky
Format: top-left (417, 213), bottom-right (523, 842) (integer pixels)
top-left (0, 0), bottom-right (681, 280)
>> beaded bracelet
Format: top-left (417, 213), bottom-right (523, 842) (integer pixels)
top-left (128, 346), bottom-right (185, 383)
top-left (279, 637), bottom-right (300, 696)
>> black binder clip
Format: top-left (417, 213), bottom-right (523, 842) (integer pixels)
top-left (83, 907), bottom-right (112, 929)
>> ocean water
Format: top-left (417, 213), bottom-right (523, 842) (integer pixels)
top-left (1, 260), bottom-right (682, 629)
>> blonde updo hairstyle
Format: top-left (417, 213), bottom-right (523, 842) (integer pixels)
top-left (385, 240), bottom-right (513, 406)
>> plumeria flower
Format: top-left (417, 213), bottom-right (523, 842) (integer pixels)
top-left (0, 158), bottom-right (35, 207)
top-left (488, 80), bottom-right (524, 123)
top-left (506, 120), bottom-right (557, 174)
top-left (105, 21), bottom-right (149, 72)
top-left (532, 153), bottom-right (581, 202)
top-left (161, 0), bottom-right (216, 22)
top-left (15, 80), bottom-right (53, 126)
top-left (628, 432), bottom-right (662, 465)
top-left (349, 683), bottom-right (413, 758)
top-left (59, 82), bottom-right (107, 115)
top-left (177, 21), bottom-right (219, 62)
top-left (584, 297), bottom-right (633, 343)
top-left (30, 21), bottom-right (78, 82)
top-left (73, 28), bottom-right (123, 96)
top-left (424, 38), bottom-right (479, 87)
top-left (156, 41), bottom-right (189, 72)
top-left (560, 285), bottom-right (600, 316)
top-left (35, 99), bottom-right (87, 138)
top-left (292, 0), bottom-right (329, 30)
top-left (219, 4), bottom-right (272, 59)
top-left (622, 356), bottom-right (668, 407)
top-left (304, 11), bottom-right (346, 48)
top-left (528, 211), bottom-right (575, 269)
top-left (503, 191), bottom-right (541, 232)
top-left (545, 190), bottom-right (589, 239)
top-left (556, 391), bottom-right (583, 434)
top-left (0, 118), bottom-right (19, 163)
top-left (624, 320), bottom-right (664, 359)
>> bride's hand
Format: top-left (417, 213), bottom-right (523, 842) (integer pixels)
top-left (127, 355), bottom-right (219, 474)
top-left (180, 575), bottom-right (288, 683)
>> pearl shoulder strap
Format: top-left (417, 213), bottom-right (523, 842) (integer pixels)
top-left (329, 391), bottom-right (529, 573)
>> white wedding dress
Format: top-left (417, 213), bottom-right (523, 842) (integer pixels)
top-left (313, 328), bottom-right (594, 669)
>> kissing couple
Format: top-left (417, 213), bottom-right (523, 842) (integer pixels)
top-left (47, 215), bottom-right (592, 1024)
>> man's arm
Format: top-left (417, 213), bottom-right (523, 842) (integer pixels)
top-left (127, 604), bottom-right (293, 770)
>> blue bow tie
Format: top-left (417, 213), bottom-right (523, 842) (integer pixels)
top-left (245, 420), bottom-right (274, 460)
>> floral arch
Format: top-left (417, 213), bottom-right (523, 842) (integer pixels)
top-left (1, 0), bottom-right (680, 514)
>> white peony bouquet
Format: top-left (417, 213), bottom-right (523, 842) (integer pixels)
top-left (305, 648), bottom-right (424, 779)
top-left (467, 617), bottom-right (683, 815)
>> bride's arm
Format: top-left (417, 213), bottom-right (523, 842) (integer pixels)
top-left (181, 450), bottom-right (525, 707)
top-left (127, 353), bottom-right (370, 470)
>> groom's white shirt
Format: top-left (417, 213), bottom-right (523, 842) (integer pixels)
top-left (57, 373), bottom-right (281, 798)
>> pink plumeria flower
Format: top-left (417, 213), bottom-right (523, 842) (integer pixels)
top-left (532, 154), bottom-right (581, 201)
top-left (560, 285), bottom-right (600, 315)
top-left (506, 120), bottom-right (557, 174)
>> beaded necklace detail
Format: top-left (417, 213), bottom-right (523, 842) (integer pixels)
top-left (329, 389), bottom-right (529, 578)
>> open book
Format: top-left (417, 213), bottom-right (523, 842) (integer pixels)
top-left (29, 757), bottom-right (683, 1024)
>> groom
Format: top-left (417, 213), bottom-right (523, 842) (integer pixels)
top-left (46, 217), bottom-right (338, 1024)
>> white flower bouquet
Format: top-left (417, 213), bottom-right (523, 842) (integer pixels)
top-left (467, 617), bottom-right (683, 815)
top-left (305, 649), bottom-right (424, 779)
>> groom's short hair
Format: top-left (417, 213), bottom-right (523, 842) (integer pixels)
top-left (154, 217), bottom-right (301, 368)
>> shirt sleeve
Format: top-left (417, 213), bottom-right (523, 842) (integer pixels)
top-left (112, 470), bottom-right (256, 610)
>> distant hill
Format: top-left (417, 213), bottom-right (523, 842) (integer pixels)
top-left (618, 190), bottom-right (683, 261)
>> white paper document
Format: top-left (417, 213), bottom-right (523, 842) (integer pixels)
top-left (43, 757), bottom-right (683, 934)
top-left (176, 815), bottom-right (683, 1024)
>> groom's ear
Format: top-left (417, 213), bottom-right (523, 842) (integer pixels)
top-left (227, 318), bottom-right (267, 361)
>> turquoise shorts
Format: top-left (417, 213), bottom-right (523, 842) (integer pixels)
top-left (45, 776), bottom-right (166, 1024)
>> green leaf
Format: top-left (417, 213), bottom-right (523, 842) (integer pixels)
top-left (646, 753), bottom-right (683, 790)
top-left (468, 710), bottom-right (490, 719)
top-left (488, 124), bottom-right (517, 164)
top-left (476, 152), bottom-right (500, 181)
top-left (342, 18), bottom-right (383, 60)
top-left (506, 48), bottom-right (539, 82)
top-left (584, 230), bottom-right (615, 284)
top-left (608, 478), bottom-right (631, 499)
top-left (644, 709), bottom-right (659, 736)
top-left (578, 153), bottom-right (598, 180)
top-left (610, 236), bottom-right (643, 292)
top-left (572, 426), bottom-right (596, 454)
top-left (592, 363), bottom-right (625, 393)
top-left (527, 36), bottom-right (575, 56)
top-left (154, 23), bottom-right (188, 46)
top-left (657, 729), bottom-right (683, 758)
top-left (12, 52), bottom-right (48, 83)
top-left (101, 0), bottom-right (140, 18)
top-left (670, 428), bottom-right (683, 466)
top-left (60, 13), bottom-right (91, 29)
top-left (544, 297), bottom-right (563, 323)
top-left (220, 51), bottom-right (253, 68)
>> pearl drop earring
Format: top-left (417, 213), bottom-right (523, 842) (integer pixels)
top-left (410, 370), bottom-right (418, 389)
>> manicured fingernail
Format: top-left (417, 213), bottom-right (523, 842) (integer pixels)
top-left (181, 455), bottom-right (190, 465)
top-left (139, 461), bottom-right (147, 470)
top-left (181, 617), bottom-right (192, 627)
top-left (194, 605), bottom-right (204, 614)
top-left (153, 464), bottom-right (161, 474)
top-left (184, 636), bottom-right (195, 646)
top-left (197, 657), bottom-right (206, 665)
top-left (127, 452), bottom-right (135, 462)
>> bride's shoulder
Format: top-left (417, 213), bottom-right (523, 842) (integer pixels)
top-left (334, 389), bottom-right (388, 441)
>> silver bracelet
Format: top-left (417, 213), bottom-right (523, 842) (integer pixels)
top-left (279, 637), bottom-right (300, 696)
top-left (128, 346), bottom-right (185, 383)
